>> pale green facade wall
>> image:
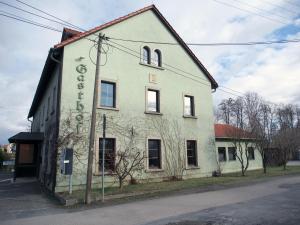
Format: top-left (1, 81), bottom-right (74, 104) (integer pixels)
top-left (56, 10), bottom-right (217, 192)
top-left (32, 64), bottom-right (60, 189)
top-left (215, 139), bottom-right (263, 174)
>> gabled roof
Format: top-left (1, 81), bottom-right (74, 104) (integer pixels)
top-left (54, 5), bottom-right (218, 89)
top-left (214, 124), bottom-right (253, 140)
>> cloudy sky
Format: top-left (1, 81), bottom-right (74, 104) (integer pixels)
top-left (0, 0), bottom-right (300, 144)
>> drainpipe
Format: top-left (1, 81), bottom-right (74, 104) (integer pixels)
top-left (50, 48), bottom-right (61, 64)
top-left (27, 117), bottom-right (33, 132)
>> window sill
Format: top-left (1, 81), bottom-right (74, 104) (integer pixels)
top-left (146, 168), bottom-right (164, 173)
top-left (98, 106), bottom-right (119, 111)
top-left (145, 111), bottom-right (163, 116)
top-left (183, 115), bottom-right (198, 119)
top-left (186, 166), bottom-right (200, 170)
top-left (139, 62), bottom-right (165, 70)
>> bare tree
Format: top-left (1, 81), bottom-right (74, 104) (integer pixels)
top-left (217, 98), bottom-right (234, 124)
top-left (218, 96), bottom-right (253, 176)
top-left (104, 115), bottom-right (147, 189)
top-left (150, 117), bottom-right (186, 180)
top-left (274, 104), bottom-right (300, 169)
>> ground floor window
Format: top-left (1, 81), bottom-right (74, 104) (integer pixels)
top-left (218, 147), bottom-right (226, 162)
top-left (228, 147), bottom-right (236, 161)
top-left (99, 138), bottom-right (115, 171)
top-left (148, 139), bottom-right (161, 169)
top-left (248, 147), bottom-right (255, 160)
top-left (187, 140), bottom-right (197, 166)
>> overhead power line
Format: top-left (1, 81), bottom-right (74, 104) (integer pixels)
top-left (0, 12), bottom-right (62, 33)
top-left (15, 0), bottom-right (86, 32)
top-left (261, 0), bottom-right (299, 15)
top-left (212, 0), bottom-right (290, 25)
top-left (108, 36), bottom-right (300, 46)
top-left (284, 0), bottom-right (300, 8)
top-left (1, 0), bottom-right (283, 98)
top-left (106, 39), bottom-right (243, 97)
top-left (232, 0), bottom-right (292, 22)
top-left (0, 10), bottom-right (97, 43)
top-left (0, 1), bottom-right (80, 29)
top-left (2, 1), bottom-right (299, 47)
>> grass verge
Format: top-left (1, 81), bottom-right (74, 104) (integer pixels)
top-left (59, 166), bottom-right (300, 205)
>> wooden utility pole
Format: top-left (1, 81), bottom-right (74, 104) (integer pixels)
top-left (85, 33), bottom-right (103, 204)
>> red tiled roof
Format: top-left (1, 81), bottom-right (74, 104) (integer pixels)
top-left (214, 124), bottom-right (253, 139)
top-left (63, 27), bottom-right (82, 36)
top-left (54, 5), bottom-right (155, 49)
top-left (54, 4), bottom-right (218, 89)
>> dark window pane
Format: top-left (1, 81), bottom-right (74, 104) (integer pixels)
top-left (228, 147), bottom-right (236, 161)
top-left (153, 49), bottom-right (162, 67)
top-left (148, 139), bottom-right (161, 169)
top-left (101, 81), bottom-right (116, 107)
top-left (187, 140), bottom-right (197, 166)
top-left (218, 147), bottom-right (226, 162)
top-left (248, 147), bottom-right (255, 160)
top-left (99, 138), bottom-right (115, 171)
top-left (143, 47), bottom-right (150, 64)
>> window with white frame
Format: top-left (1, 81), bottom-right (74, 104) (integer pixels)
top-left (184, 95), bottom-right (195, 116)
top-left (147, 89), bottom-right (160, 113)
top-left (100, 81), bottom-right (116, 108)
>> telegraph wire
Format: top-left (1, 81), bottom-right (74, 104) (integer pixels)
top-left (0, 1), bottom-right (282, 98)
top-left (106, 40), bottom-right (243, 97)
top-left (108, 36), bottom-right (300, 46)
top-left (284, 0), bottom-right (300, 8)
top-left (0, 1), bottom-right (79, 29)
top-left (0, 12), bottom-right (62, 33)
top-left (2, 1), bottom-right (300, 47)
top-left (232, 0), bottom-right (292, 22)
top-left (0, 10), bottom-right (97, 44)
top-left (261, 0), bottom-right (299, 15)
top-left (15, 0), bottom-right (86, 32)
top-left (212, 0), bottom-right (290, 25)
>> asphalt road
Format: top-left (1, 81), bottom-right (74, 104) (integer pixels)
top-left (1, 174), bottom-right (300, 225)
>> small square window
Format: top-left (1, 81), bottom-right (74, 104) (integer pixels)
top-left (184, 95), bottom-right (195, 116)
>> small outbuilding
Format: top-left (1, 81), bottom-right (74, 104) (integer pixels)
top-left (8, 132), bottom-right (44, 178)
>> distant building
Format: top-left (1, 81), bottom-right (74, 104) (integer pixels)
top-left (214, 124), bottom-right (263, 174)
top-left (2, 144), bottom-right (14, 154)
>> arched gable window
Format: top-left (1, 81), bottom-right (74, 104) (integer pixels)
top-left (143, 46), bottom-right (151, 64)
top-left (154, 49), bottom-right (162, 67)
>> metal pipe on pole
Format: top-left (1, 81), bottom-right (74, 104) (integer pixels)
top-left (85, 33), bottom-right (103, 204)
top-left (102, 114), bottom-right (106, 202)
